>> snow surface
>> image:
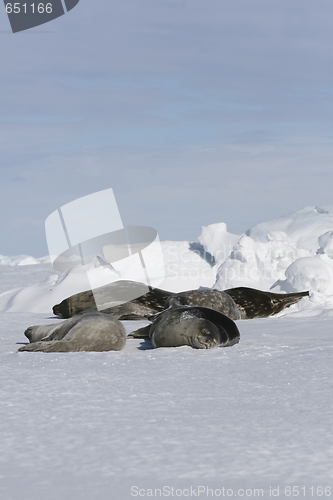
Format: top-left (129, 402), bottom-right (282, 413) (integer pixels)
top-left (1, 305), bottom-right (332, 499)
top-left (0, 206), bottom-right (332, 499)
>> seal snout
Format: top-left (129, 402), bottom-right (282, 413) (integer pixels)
top-left (53, 304), bottom-right (63, 318)
top-left (24, 327), bottom-right (33, 342)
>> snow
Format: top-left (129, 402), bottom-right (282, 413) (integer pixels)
top-left (281, 255), bottom-right (333, 295)
top-left (0, 254), bottom-right (51, 266)
top-left (245, 205), bottom-right (333, 254)
top-left (197, 222), bottom-right (240, 266)
top-left (213, 232), bottom-right (312, 292)
top-left (318, 230), bottom-right (333, 259)
top-left (213, 206), bottom-right (333, 307)
top-left (0, 309), bottom-right (332, 499)
top-left (0, 206), bottom-right (332, 499)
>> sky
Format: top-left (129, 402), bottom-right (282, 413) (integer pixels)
top-left (0, 0), bottom-right (332, 257)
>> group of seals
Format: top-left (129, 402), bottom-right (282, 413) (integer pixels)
top-left (19, 301), bottom-right (240, 352)
top-left (19, 280), bottom-right (309, 353)
top-left (52, 280), bottom-right (309, 321)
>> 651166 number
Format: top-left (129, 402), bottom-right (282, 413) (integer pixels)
top-left (5, 3), bottom-right (53, 14)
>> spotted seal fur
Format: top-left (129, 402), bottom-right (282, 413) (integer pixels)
top-left (223, 287), bottom-right (309, 319)
top-left (164, 289), bottom-right (240, 320)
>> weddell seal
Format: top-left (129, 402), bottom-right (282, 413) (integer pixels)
top-left (52, 280), bottom-right (171, 320)
top-left (18, 313), bottom-right (126, 353)
top-left (223, 287), bottom-right (309, 319)
top-left (129, 298), bottom-right (240, 349)
top-left (164, 289), bottom-right (240, 320)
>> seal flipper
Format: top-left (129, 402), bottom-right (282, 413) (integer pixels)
top-left (128, 324), bottom-right (151, 339)
top-left (148, 296), bottom-right (182, 320)
top-left (128, 298), bottom-right (186, 339)
top-left (18, 341), bottom-right (80, 353)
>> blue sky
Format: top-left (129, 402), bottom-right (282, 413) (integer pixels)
top-left (0, 0), bottom-right (332, 256)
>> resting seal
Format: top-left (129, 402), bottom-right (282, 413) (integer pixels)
top-left (18, 313), bottom-right (126, 353)
top-left (129, 298), bottom-right (240, 349)
top-left (164, 289), bottom-right (240, 320)
top-left (52, 280), bottom-right (170, 320)
top-left (223, 287), bottom-right (309, 319)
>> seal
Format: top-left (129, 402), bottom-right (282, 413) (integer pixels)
top-left (129, 298), bottom-right (240, 349)
top-left (52, 280), bottom-right (171, 320)
top-left (164, 289), bottom-right (240, 320)
top-left (223, 287), bottom-right (309, 319)
top-left (18, 313), bottom-right (126, 353)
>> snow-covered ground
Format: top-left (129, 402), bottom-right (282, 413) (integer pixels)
top-left (0, 206), bottom-right (332, 499)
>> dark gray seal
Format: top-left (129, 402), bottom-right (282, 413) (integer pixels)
top-left (223, 287), bottom-right (309, 319)
top-left (129, 298), bottom-right (240, 349)
top-left (18, 313), bottom-right (126, 353)
top-left (52, 280), bottom-right (170, 320)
